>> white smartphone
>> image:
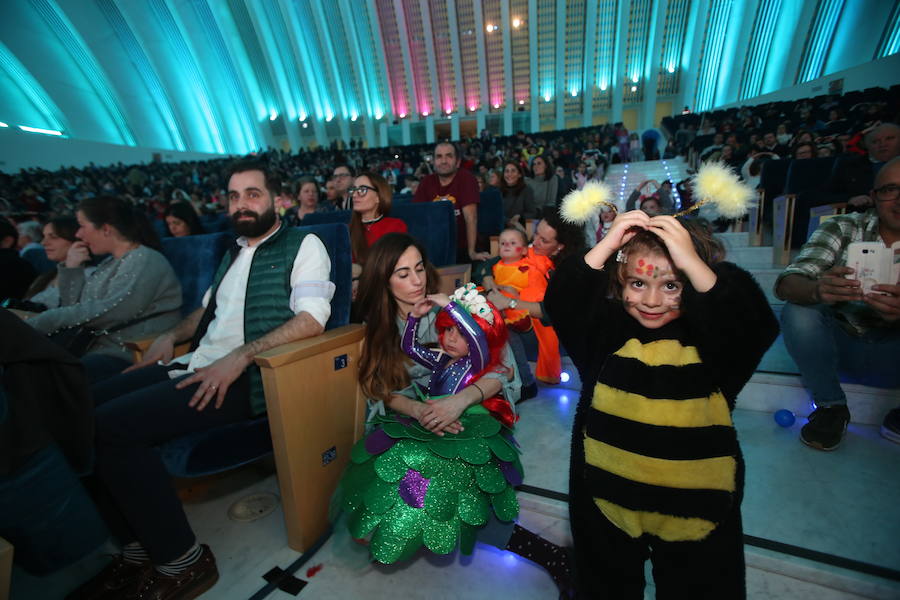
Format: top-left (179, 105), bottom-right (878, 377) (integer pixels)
top-left (845, 242), bottom-right (898, 295)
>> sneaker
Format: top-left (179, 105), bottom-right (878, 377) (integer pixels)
top-left (65, 555), bottom-right (148, 600)
top-left (130, 544), bottom-right (219, 600)
top-left (881, 408), bottom-right (900, 444)
top-left (800, 405), bottom-right (850, 451)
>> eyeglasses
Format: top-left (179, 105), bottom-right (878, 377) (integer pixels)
top-left (347, 185), bottom-right (377, 197)
top-left (873, 184), bottom-right (900, 202)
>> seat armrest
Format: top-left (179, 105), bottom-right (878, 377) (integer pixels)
top-left (253, 324), bottom-right (366, 368)
top-left (253, 323), bottom-right (367, 552)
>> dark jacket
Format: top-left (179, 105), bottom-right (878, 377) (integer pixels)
top-left (0, 308), bottom-right (93, 475)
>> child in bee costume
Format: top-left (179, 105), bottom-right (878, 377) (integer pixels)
top-left (546, 170), bottom-right (778, 598)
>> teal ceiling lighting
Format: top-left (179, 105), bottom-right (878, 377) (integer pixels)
top-left (0, 41), bottom-right (67, 135)
top-left (31, 0), bottom-right (134, 145)
top-left (1, 0), bottom-right (895, 160)
top-left (797, 0), bottom-right (845, 84)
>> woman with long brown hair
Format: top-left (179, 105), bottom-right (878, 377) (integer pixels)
top-left (341, 232), bottom-right (573, 595)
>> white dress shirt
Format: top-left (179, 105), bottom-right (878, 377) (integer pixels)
top-left (169, 229), bottom-right (334, 376)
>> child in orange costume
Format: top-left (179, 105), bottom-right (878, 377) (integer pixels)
top-left (491, 229), bottom-right (561, 384)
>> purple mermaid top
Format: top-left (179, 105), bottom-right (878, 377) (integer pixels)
top-left (401, 301), bottom-right (490, 397)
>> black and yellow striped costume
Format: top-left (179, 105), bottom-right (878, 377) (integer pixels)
top-left (545, 256), bottom-right (778, 599)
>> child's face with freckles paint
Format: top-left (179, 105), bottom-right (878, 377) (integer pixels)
top-left (621, 251), bottom-right (683, 329)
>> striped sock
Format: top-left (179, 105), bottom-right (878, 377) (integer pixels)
top-left (154, 544), bottom-right (202, 576)
top-left (122, 542), bottom-right (149, 565)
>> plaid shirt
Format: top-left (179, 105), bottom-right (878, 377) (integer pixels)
top-left (776, 210), bottom-right (888, 334)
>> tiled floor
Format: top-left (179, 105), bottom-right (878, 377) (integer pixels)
top-left (13, 375), bottom-right (899, 599)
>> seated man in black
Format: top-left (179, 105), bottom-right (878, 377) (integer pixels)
top-left (69, 160), bottom-right (334, 600)
top-left (0, 219), bottom-right (37, 301)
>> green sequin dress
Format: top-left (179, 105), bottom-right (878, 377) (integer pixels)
top-left (338, 399), bottom-right (523, 564)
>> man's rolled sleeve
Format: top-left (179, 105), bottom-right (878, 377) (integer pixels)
top-left (774, 219), bottom-right (845, 289)
top-left (289, 235), bottom-right (335, 328)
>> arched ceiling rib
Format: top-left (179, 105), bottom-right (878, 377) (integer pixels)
top-left (0, 0), bottom-right (896, 155)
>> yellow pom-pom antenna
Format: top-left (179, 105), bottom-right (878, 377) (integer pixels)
top-left (677, 162), bottom-right (754, 219)
top-left (559, 181), bottom-right (615, 224)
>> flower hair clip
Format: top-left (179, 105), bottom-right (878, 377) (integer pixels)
top-left (449, 283), bottom-right (494, 324)
top-left (616, 250), bottom-right (627, 264)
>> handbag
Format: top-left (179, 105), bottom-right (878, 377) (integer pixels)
top-left (47, 310), bottom-right (170, 358)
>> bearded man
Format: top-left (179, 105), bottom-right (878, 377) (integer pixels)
top-left (67, 159), bottom-right (333, 600)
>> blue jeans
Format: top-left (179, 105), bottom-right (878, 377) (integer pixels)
top-left (507, 330), bottom-right (535, 389)
top-left (780, 302), bottom-right (900, 407)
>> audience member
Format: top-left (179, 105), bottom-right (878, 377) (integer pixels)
top-left (526, 154), bottom-right (563, 213)
top-left (478, 211), bottom-right (586, 400)
top-left (164, 202), bottom-right (204, 238)
top-left (775, 156), bottom-right (900, 450)
top-left (24, 216), bottom-right (88, 308)
top-left (414, 141), bottom-right (488, 262)
top-left (346, 232), bottom-right (572, 595)
top-left (66, 160), bottom-right (334, 600)
top-left (331, 163), bottom-right (355, 210)
top-left (500, 161), bottom-right (537, 229)
top-left (25, 197), bottom-right (182, 382)
top-left (792, 142), bottom-right (816, 160)
top-left (293, 177), bottom-right (331, 222)
top-left (17, 220), bottom-right (54, 274)
top-left (491, 228), bottom-right (560, 384)
top-left (0, 219), bottom-right (37, 300)
top-left (639, 196), bottom-right (662, 216)
top-left (349, 171), bottom-right (407, 266)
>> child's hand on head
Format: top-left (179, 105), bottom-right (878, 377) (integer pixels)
top-left (426, 293), bottom-right (452, 308)
top-left (584, 210), bottom-right (650, 270)
top-left (648, 216), bottom-right (717, 293)
top-left (603, 210), bottom-right (651, 250)
top-left (647, 216), bottom-right (701, 270)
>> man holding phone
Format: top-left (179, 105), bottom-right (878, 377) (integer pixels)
top-left (775, 157), bottom-right (900, 450)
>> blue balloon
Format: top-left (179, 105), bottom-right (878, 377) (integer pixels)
top-left (774, 409), bottom-right (796, 427)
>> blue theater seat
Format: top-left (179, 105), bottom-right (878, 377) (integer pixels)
top-left (151, 223), bottom-right (352, 478)
top-left (478, 189), bottom-right (504, 237)
top-left (160, 232), bottom-right (234, 315)
top-left (299, 203), bottom-right (457, 267)
top-left (391, 202), bottom-right (457, 266)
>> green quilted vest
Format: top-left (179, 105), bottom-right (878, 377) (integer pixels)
top-left (205, 225), bottom-right (308, 415)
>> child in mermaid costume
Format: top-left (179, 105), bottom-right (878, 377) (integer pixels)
top-left (338, 285), bottom-right (571, 593)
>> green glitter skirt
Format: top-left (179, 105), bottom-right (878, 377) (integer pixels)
top-left (337, 402), bottom-right (523, 564)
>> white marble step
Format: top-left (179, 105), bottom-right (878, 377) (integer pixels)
top-left (737, 372), bottom-right (899, 425)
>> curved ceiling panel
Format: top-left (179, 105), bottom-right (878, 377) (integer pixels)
top-left (0, 0), bottom-right (896, 155)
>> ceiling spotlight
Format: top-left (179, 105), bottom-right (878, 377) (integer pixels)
top-left (469, 105), bottom-right (476, 111)
top-left (544, 94), bottom-right (551, 102)
top-left (512, 18), bottom-right (522, 28)
top-left (570, 90), bottom-right (577, 97)
top-left (600, 83), bottom-right (608, 91)
top-left (399, 112), bottom-right (407, 118)
top-left (631, 86), bottom-right (637, 92)
top-left (493, 103), bottom-right (500, 109)
top-left (374, 110), bottom-right (384, 119)
top-left (0, 122), bottom-right (8, 127)
top-left (518, 99), bottom-right (525, 105)
top-left (301, 122), bottom-right (309, 128)
top-left (351, 114), bottom-right (358, 121)
top-left (667, 65), bottom-right (675, 73)
top-left (422, 110), bottom-right (429, 117)
top-left (486, 23), bottom-right (496, 33)
top-left (269, 111), bottom-right (278, 121)
top-left (632, 75), bottom-right (639, 83)
top-left (446, 107), bottom-right (453, 114)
